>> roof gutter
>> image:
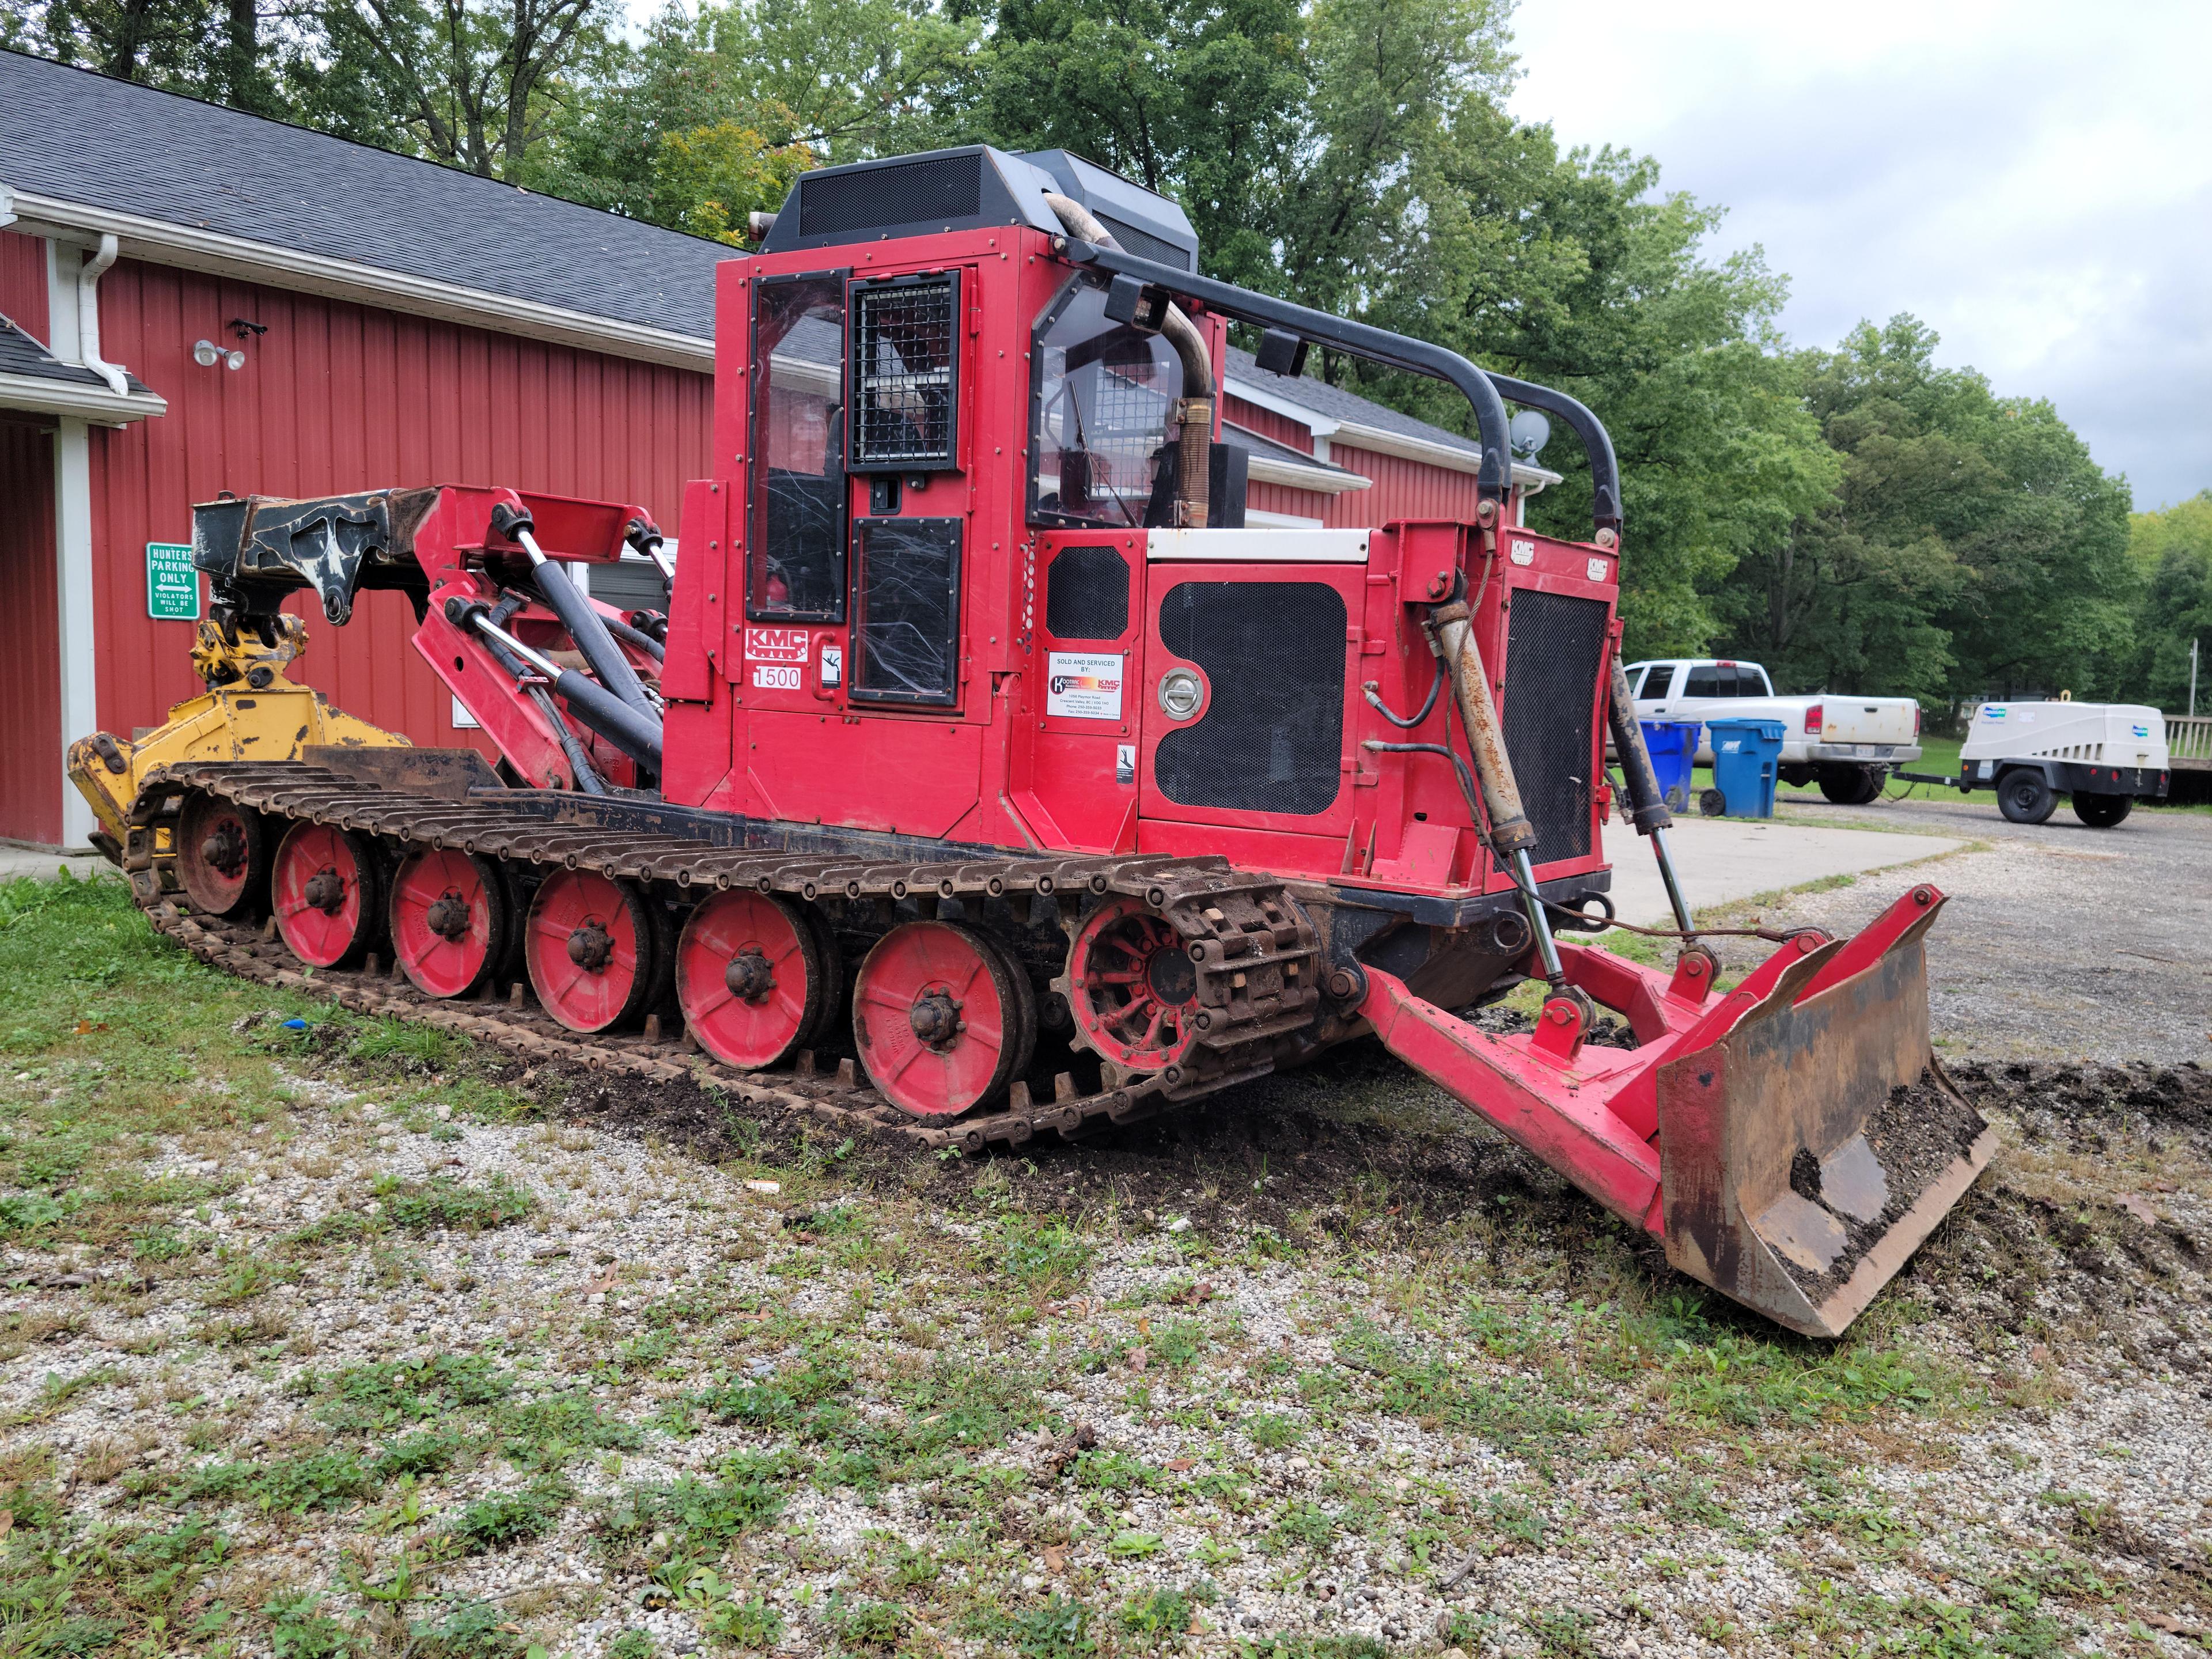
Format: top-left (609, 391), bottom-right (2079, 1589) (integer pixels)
top-left (1244, 452), bottom-right (1372, 495)
top-left (3, 187), bottom-right (717, 373)
top-left (0, 370), bottom-right (167, 424)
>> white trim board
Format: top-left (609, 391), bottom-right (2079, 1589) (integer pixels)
top-left (1147, 527), bottom-right (1369, 563)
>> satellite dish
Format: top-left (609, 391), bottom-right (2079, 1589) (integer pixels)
top-left (1509, 409), bottom-right (1551, 460)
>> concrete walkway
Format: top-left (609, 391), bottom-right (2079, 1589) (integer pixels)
top-left (0, 844), bottom-right (115, 883)
top-left (1603, 814), bottom-right (1966, 927)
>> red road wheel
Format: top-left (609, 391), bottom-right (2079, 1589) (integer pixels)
top-left (389, 847), bottom-right (510, 999)
top-left (525, 868), bottom-right (658, 1033)
top-left (271, 821), bottom-right (385, 969)
top-left (851, 921), bottom-right (1031, 1119)
top-left (675, 891), bottom-right (825, 1069)
top-left (1063, 896), bottom-right (1201, 1073)
top-left (175, 791), bottom-right (267, 918)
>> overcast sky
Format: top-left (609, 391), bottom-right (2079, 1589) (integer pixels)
top-left (1509, 0), bottom-right (2212, 510)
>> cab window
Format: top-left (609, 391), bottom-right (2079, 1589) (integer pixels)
top-left (1030, 276), bottom-right (1184, 529)
top-left (1683, 665), bottom-right (1724, 698)
top-left (749, 272), bottom-right (847, 622)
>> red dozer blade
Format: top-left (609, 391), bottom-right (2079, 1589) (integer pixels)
top-left (1359, 884), bottom-right (1996, 1336)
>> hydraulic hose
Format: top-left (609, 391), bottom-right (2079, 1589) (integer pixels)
top-left (602, 611), bottom-right (666, 664)
top-left (1604, 656), bottom-right (1697, 940)
top-left (489, 501), bottom-right (656, 717)
top-left (450, 600), bottom-right (662, 772)
top-left (479, 592), bottom-right (608, 794)
top-left (1363, 656), bottom-right (1445, 730)
top-left (1043, 192), bottom-right (1214, 529)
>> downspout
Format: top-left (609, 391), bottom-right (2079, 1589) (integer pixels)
top-left (1042, 192), bottom-right (1214, 528)
top-left (77, 233), bottom-right (131, 398)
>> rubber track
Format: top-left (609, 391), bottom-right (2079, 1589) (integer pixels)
top-left (125, 762), bottom-right (1323, 1153)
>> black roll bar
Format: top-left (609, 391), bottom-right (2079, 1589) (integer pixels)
top-left (1060, 240), bottom-right (1512, 504)
top-left (1486, 373), bottom-right (1622, 537)
top-left (1059, 240), bottom-right (1624, 539)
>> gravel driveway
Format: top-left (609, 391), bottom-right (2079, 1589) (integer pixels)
top-left (1745, 796), bottom-right (2212, 1066)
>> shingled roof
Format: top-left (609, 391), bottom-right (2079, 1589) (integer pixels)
top-left (0, 48), bottom-right (730, 342)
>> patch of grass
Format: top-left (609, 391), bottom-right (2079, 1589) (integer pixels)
top-left (1266, 1498), bottom-right (1339, 1555)
top-left (1119, 1584), bottom-right (1211, 1641)
top-left (1525, 1608), bottom-right (1597, 1657)
top-left (596, 1455), bottom-right (793, 1565)
top-left (309, 1353), bottom-right (516, 1430)
top-left (176, 1449), bottom-right (376, 1514)
top-left (1070, 1448), bottom-right (1160, 1494)
top-left (1333, 1320), bottom-right (1593, 1466)
top-left (1150, 1317), bottom-right (1209, 1370)
top-left (997, 1214), bottom-right (1095, 1297)
top-left (371, 1429), bottom-right (468, 1480)
top-left (1002, 1594), bottom-right (1096, 1659)
top-left (825, 1593), bottom-right (907, 1650)
top-left (409, 1596), bottom-right (535, 1659)
top-left (264, 1589), bottom-right (358, 1659)
top-left (1616, 1297), bottom-right (1970, 1426)
top-left (445, 1478), bottom-right (573, 1554)
top-left (371, 1172), bottom-right (534, 1233)
top-left (1236, 1638), bottom-right (1385, 1659)
top-left (496, 1389), bottom-right (643, 1471)
top-left (1244, 1411), bottom-right (1301, 1450)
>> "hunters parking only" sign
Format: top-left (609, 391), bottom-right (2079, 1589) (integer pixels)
top-left (146, 541), bottom-right (199, 620)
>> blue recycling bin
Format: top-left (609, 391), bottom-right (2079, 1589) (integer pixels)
top-left (1638, 720), bottom-right (1701, 813)
top-left (1706, 717), bottom-right (1786, 818)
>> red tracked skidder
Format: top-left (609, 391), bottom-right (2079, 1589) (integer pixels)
top-left (83, 146), bottom-right (1994, 1337)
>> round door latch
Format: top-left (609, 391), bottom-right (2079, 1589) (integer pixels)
top-left (1157, 666), bottom-right (1205, 721)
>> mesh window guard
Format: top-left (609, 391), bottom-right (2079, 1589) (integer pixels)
top-left (851, 518), bottom-right (963, 706)
top-left (1029, 276), bottom-right (1183, 530)
top-left (850, 273), bottom-right (960, 470)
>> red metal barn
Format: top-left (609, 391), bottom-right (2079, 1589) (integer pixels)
top-left (1219, 345), bottom-right (1559, 531)
top-left (0, 48), bottom-right (729, 849)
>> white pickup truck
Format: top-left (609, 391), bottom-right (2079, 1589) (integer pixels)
top-left (1623, 658), bottom-right (1923, 805)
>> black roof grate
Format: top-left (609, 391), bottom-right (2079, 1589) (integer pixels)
top-left (799, 154), bottom-right (984, 238)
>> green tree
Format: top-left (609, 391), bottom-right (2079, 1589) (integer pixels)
top-left (2128, 492), bottom-right (2212, 712)
top-left (12, 0), bottom-right (288, 114)
top-left (309, 0), bottom-right (623, 177)
top-left (1768, 317), bottom-right (2135, 708)
top-left (522, 0), bottom-right (963, 230)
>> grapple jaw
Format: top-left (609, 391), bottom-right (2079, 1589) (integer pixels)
top-left (1358, 884), bottom-right (1994, 1337)
top-left (1654, 905), bottom-right (1995, 1337)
